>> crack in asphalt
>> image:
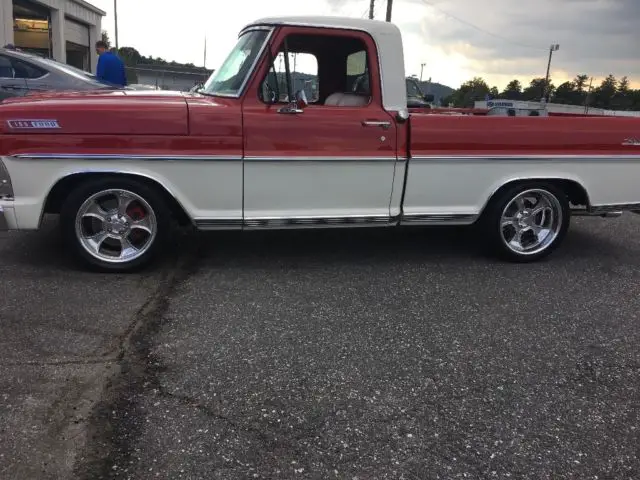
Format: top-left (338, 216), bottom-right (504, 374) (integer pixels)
top-left (0, 358), bottom-right (118, 367)
top-left (73, 239), bottom-right (203, 480)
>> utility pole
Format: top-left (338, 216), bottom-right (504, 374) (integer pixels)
top-left (584, 76), bottom-right (594, 114)
top-left (542, 43), bottom-right (559, 102)
top-left (420, 63), bottom-right (426, 82)
top-left (385, 0), bottom-right (393, 22)
top-left (203, 35), bottom-right (207, 68)
top-left (113, 0), bottom-right (119, 50)
top-left (368, 0), bottom-right (375, 19)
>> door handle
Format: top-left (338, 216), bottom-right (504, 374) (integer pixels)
top-left (362, 120), bottom-right (391, 130)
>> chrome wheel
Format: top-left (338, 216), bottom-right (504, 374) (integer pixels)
top-left (500, 188), bottom-right (563, 256)
top-left (74, 189), bottom-right (157, 264)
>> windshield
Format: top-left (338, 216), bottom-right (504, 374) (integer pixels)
top-left (202, 28), bottom-right (270, 97)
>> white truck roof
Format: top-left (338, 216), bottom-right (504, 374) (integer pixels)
top-left (242, 16), bottom-right (408, 113)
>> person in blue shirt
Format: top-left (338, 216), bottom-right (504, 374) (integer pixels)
top-left (95, 41), bottom-right (127, 87)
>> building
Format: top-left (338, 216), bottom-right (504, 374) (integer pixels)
top-left (127, 64), bottom-right (213, 92)
top-left (475, 99), bottom-right (640, 117)
top-left (0, 0), bottom-right (105, 73)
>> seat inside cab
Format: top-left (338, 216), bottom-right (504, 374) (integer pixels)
top-left (259, 32), bottom-right (373, 107)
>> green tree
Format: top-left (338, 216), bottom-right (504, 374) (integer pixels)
top-left (592, 74), bottom-right (618, 108)
top-left (522, 77), bottom-right (553, 101)
top-left (574, 74), bottom-right (589, 92)
top-left (447, 77), bottom-right (491, 107)
top-left (553, 81), bottom-right (576, 104)
top-left (501, 79), bottom-right (522, 100)
top-left (101, 31), bottom-right (111, 49)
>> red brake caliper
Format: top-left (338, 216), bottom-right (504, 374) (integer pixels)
top-left (126, 204), bottom-right (147, 243)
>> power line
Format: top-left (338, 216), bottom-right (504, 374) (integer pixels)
top-left (417, 0), bottom-right (547, 51)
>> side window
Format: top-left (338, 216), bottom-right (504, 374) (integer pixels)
top-left (260, 50), bottom-right (318, 104)
top-left (0, 55), bottom-right (15, 79)
top-left (258, 33), bottom-right (372, 107)
top-left (10, 58), bottom-right (46, 79)
top-left (346, 50), bottom-right (369, 95)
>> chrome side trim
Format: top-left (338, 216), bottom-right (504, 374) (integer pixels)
top-left (400, 213), bottom-right (478, 225)
top-left (244, 156), bottom-right (397, 162)
top-left (410, 155), bottom-right (640, 161)
top-left (12, 153), bottom-right (242, 161)
top-left (590, 202), bottom-right (640, 213)
top-left (194, 218), bottom-right (243, 230)
top-left (571, 208), bottom-right (622, 218)
top-left (0, 159), bottom-right (14, 200)
top-left (244, 215), bottom-right (397, 229)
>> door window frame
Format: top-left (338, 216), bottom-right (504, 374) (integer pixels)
top-left (243, 25), bottom-right (383, 111)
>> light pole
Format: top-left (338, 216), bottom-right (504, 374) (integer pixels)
top-left (113, 0), bottom-right (119, 50)
top-left (369, 0), bottom-right (375, 19)
top-left (420, 63), bottom-right (426, 82)
top-left (542, 43), bottom-right (559, 102)
top-left (385, 0), bottom-right (393, 21)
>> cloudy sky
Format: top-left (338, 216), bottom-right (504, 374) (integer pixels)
top-left (91, 0), bottom-right (640, 89)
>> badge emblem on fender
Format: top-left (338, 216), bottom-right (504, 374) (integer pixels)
top-left (622, 138), bottom-right (640, 146)
top-left (7, 119), bottom-right (60, 129)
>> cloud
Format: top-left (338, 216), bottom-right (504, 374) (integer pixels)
top-left (399, 0), bottom-right (640, 87)
top-left (91, 0), bottom-right (640, 89)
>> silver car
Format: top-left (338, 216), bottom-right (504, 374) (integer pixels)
top-left (0, 48), bottom-right (154, 100)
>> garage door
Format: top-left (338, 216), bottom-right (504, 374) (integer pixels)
top-left (64, 18), bottom-right (89, 46)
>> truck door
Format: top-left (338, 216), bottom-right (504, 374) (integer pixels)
top-left (241, 26), bottom-right (398, 227)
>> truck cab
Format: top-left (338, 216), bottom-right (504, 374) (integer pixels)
top-left (199, 16), bottom-right (409, 224)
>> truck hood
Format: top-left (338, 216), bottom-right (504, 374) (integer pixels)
top-left (0, 89), bottom-right (190, 136)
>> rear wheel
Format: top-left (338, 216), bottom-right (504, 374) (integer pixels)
top-left (60, 178), bottom-right (170, 272)
top-left (481, 182), bottom-right (570, 262)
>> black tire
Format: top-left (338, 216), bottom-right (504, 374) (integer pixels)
top-left (60, 177), bottom-right (171, 272)
top-left (480, 181), bottom-right (570, 263)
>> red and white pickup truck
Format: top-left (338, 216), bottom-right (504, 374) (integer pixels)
top-left (1, 16), bottom-right (639, 271)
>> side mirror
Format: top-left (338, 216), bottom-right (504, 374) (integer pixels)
top-left (261, 82), bottom-right (277, 104)
top-left (423, 93), bottom-right (435, 102)
top-left (277, 89), bottom-right (307, 115)
top-left (295, 89), bottom-right (308, 109)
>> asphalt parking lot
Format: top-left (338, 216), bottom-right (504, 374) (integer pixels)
top-left (1, 214), bottom-right (639, 479)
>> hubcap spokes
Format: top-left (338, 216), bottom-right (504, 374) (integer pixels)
top-left (75, 189), bottom-right (157, 263)
top-left (500, 189), bottom-right (562, 255)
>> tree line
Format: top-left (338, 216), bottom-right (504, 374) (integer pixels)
top-left (442, 74), bottom-right (640, 111)
top-left (100, 31), bottom-right (207, 84)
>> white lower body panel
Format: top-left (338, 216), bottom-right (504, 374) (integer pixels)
top-left (401, 155), bottom-right (640, 224)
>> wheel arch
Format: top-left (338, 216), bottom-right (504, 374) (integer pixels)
top-left (477, 176), bottom-right (590, 221)
top-left (43, 170), bottom-right (193, 227)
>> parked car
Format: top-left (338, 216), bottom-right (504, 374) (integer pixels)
top-left (405, 77), bottom-right (434, 109)
top-left (0, 48), bottom-right (153, 100)
top-left (351, 73), bottom-right (434, 109)
top-left (0, 16), bottom-right (639, 272)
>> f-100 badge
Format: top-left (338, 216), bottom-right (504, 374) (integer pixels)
top-left (7, 119), bottom-right (60, 129)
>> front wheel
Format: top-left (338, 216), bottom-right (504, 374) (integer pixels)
top-left (481, 183), bottom-right (570, 262)
top-left (60, 178), bottom-right (170, 272)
